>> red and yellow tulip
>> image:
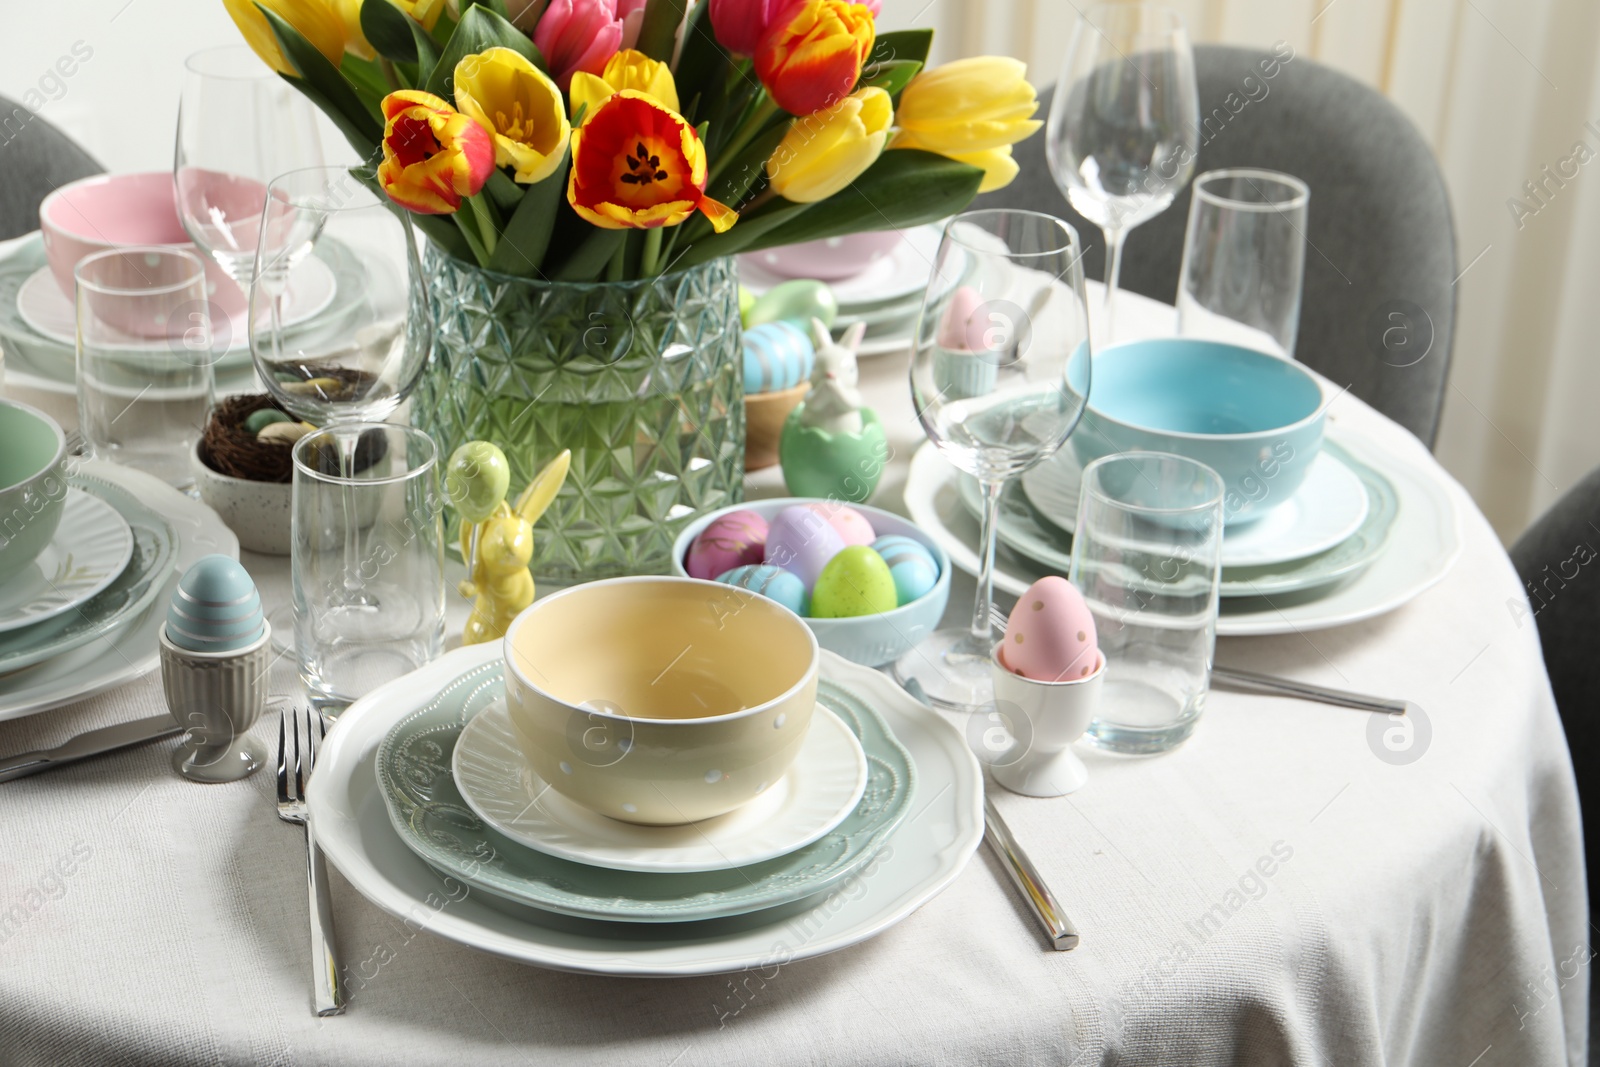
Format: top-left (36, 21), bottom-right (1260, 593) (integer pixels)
top-left (377, 91), bottom-right (496, 215)
top-left (755, 0), bottom-right (875, 117)
top-left (453, 49), bottom-right (571, 185)
top-left (566, 90), bottom-right (737, 231)
top-left (890, 57), bottom-right (1041, 192)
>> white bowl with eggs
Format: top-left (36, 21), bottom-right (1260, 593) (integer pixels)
top-left (671, 498), bottom-right (951, 667)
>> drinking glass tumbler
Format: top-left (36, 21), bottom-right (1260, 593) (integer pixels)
top-left (1176, 169), bottom-right (1310, 358)
top-left (1069, 452), bottom-right (1223, 754)
top-left (74, 247), bottom-right (216, 489)
top-left (292, 424), bottom-right (445, 715)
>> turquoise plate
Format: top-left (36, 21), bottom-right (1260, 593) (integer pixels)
top-left (0, 472), bottom-right (178, 674)
top-left (375, 662), bottom-right (917, 924)
top-left (960, 440), bottom-right (1400, 599)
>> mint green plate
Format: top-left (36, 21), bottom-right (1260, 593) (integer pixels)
top-left (375, 662), bottom-right (916, 924)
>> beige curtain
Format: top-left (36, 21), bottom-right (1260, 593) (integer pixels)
top-left (880, 0), bottom-right (1600, 541)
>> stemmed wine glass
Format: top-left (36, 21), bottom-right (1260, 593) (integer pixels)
top-left (1047, 3), bottom-right (1199, 347)
top-left (895, 209), bottom-right (1093, 712)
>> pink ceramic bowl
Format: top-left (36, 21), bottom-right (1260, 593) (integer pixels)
top-left (39, 172), bottom-right (244, 332)
top-left (744, 230), bottom-right (904, 281)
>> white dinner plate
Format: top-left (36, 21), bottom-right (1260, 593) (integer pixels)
top-left (16, 255), bottom-right (336, 353)
top-left (739, 225), bottom-right (943, 308)
top-left (904, 425), bottom-right (1462, 637)
top-left (1021, 448), bottom-right (1371, 567)
top-left (453, 700), bottom-right (869, 874)
top-left (308, 643), bottom-right (984, 977)
top-left (0, 460), bottom-right (236, 721)
top-left (0, 490), bottom-right (134, 633)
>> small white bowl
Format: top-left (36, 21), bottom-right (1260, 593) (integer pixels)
top-left (191, 441), bottom-right (290, 556)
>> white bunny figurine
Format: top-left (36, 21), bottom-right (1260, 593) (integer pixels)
top-left (799, 318), bottom-right (866, 435)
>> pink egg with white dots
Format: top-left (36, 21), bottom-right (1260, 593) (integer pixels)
top-left (685, 509), bottom-right (768, 580)
top-left (802, 501), bottom-right (875, 547)
top-left (1000, 576), bottom-right (1099, 682)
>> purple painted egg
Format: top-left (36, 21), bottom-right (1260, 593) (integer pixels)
top-left (686, 509), bottom-right (769, 580)
top-left (764, 505), bottom-right (846, 591)
top-left (803, 501), bottom-right (875, 547)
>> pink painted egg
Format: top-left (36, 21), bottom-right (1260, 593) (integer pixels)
top-left (936, 285), bottom-right (989, 352)
top-left (686, 509), bottom-right (769, 580)
top-left (764, 505), bottom-right (846, 590)
top-left (802, 501), bottom-right (875, 547)
top-left (1000, 576), bottom-right (1099, 682)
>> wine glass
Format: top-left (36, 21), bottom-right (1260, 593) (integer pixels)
top-left (895, 209), bottom-right (1093, 712)
top-left (175, 45), bottom-right (325, 288)
top-left (1047, 3), bottom-right (1199, 348)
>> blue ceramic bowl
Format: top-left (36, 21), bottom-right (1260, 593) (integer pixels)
top-left (672, 498), bottom-right (950, 667)
top-left (0, 398), bottom-right (68, 584)
top-left (1070, 339), bottom-right (1326, 523)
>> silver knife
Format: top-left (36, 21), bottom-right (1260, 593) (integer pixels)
top-left (0, 715), bottom-right (185, 783)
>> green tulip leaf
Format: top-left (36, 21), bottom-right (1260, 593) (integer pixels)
top-left (487, 148), bottom-right (570, 276)
top-left (426, 5), bottom-right (548, 100)
top-left (551, 228), bottom-right (627, 281)
top-left (857, 58), bottom-right (921, 100)
top-left (869, 29), bottom-right (933, 69)
top-left (636, 0), bottom-right (688, 63)
top-left (361, 0), bottom-right (422, 64)
top-left (671, 200), bottom-right (813, 269)
top-left (707, 121), bottom-right (788, 206)
top-left (672, 1), bottom-right (732, 122)
top-left (258, 5), bottom-right (382, 155)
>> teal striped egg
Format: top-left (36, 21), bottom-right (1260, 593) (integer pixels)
top-left (742, 321), bottom-right (815, 395)
top-left (165, 555), bottom-right (266, 653)
top-left (870, 535), bottom-right (940, 606)
top-left (715, 564), bottom-right (810, 617)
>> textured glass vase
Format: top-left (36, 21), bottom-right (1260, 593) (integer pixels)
top-left (415, 249), bottom-right (744, 582)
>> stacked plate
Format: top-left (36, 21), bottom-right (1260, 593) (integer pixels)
top-left (0, 232), bottom-right (354, 398)
top-left (739, 225), bottom-right (957, 357)
top-left (0, 460), bottom-right (237, 720)
top-left (308, 643), bottom-right (984, 976)
top-left (905, 423), bottom-right (1465, 637)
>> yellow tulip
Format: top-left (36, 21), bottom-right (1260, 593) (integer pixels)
top-left (890, 56), bottom-right (1041, 192)
top-left (568, 49), bottom-right (680, 123)
top-left (453, 48), bottom-right (571, 184)
top-left (222, 0), bottom-right (347, 76)
top-left (393, 0), bottom-right (447, 31)
top-left (766, 87), bottom-right (892, 203)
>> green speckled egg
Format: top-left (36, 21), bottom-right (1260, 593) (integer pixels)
top-left (244, 409), bottom-right (292, 434)
top-left (747, 281), bottom-right (837, 330)
top-left (811, 546), bottom-right (897, 618)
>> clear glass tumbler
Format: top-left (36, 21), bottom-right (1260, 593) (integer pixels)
top-left (74, 246), bottom-right (216, 489)
top-left (1176, 169), bottom-right (1310, 358)
top-left (1069, 451), bottom-right (1223, 754)
top-left (292, 424), bottom-right (445, 715)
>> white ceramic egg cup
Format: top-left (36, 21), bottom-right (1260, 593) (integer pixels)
top-left (159, 622), bottom-right (271, 783)
top-left (988, 646), bottom-right (1106, 797)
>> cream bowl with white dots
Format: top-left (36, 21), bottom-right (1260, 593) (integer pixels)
top-left (502, 576), bottom-right (820, 826)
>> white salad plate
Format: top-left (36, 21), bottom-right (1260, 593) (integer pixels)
top-left (905, 423), bottom-right (1463, 637)
top-left (739, 224), bottom-right (943, 308)
top-left (0, 460), bottom-right (236, 720)
top-left (453, 700), bottom-right (869, 874)
top-left (308, 643), bottom-right (984, 977)
top-left (0, 490), bottom-right (134, 634)
top-left (1021, 447), bottom-right (1371, 568)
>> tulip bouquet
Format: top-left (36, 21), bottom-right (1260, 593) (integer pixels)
top-left (223, 0), bottom-right (1040, 282)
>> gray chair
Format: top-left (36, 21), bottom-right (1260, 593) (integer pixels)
top-left (0, 94), bottom-right (102, 240)
top-left (979, 45), bottom-right (1457, 447)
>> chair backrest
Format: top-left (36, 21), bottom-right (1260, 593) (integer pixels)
top-left (979, 44), bottom-right (1457, 447)
top-left (0, 95), bottom-right (103, 241)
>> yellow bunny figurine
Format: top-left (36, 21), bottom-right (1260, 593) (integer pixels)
top-left (445, 443), bottom-right (571, 646)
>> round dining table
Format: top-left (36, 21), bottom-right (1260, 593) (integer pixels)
top-left (0, 287), bottom-right (1585, 1067)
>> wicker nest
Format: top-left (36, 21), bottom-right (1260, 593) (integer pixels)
top-left (199, 395), bottom-right (296, 483)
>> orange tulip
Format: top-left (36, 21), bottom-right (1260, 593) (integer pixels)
top-left (566, 90), bottom-right (737, 231)
top-left (755, 0), bottom-right (875, 117)
top-left (377, 91), bottom-right (496, 215)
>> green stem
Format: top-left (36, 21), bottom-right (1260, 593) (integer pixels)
top-left (710, 95), bottom-right (781, 185)
top-left (453, 204), bottom-right (492, 268)
top-left (640, 227), bottom-right (665, 277)
top-left (468, 195), bottom-right (499, 257)
top-left (606, 239), bottom-right (626, 281)
top-left (379, 57), bottom-right (403, 91)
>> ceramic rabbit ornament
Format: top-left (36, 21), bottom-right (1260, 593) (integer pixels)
top-left (799, 319), bottom-right (867, 435)
top-left (444, 443), bottom-right (571, 645)
top-left (779, 319), bottom-right (888, 502)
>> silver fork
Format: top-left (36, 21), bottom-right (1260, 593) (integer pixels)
top-left (277, 707), bottom-right (344, 1016)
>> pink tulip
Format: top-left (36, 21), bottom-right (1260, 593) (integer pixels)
top-left (618, 0), bottom-right (647, 49)
top-left (708, 0), bottom-right (788, 55)
top-left (535, 0), bottom-right (625, 90)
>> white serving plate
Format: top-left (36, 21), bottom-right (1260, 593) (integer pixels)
top-left (0, 490), bottom-right (134, 634)
top-left (308, 643), bottom-right (984, 977)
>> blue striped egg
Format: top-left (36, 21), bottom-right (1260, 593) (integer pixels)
top-left (742, 321), bottom-right (815, 395)
top-left (715, 564), bottom-right (810, 617)
top-left (165, 555), bottom-right (266, 653)
top-left (870, 535), bottom-right (939, 606)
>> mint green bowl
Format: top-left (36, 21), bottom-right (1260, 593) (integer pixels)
top-left (0, 399), bottom-right (68, 585)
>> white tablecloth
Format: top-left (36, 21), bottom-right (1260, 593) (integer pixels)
top-left (0, 289), bottom-right (1586, 1066)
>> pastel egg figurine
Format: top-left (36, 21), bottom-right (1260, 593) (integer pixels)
top-left (803, 501), bottom-right (875, 547)
top-left (1001, 576), bottom-right (1099, 682)
top-left (811, 546), bottom-right (898, 618)
top-left (937, 285), bottom-right (989, 352)
top-left (871, 534), bottom-right (939, 606)
top-left (686, 509), bottom-right (769, 580)
top-left (165, 555), bottom-right (266, 653)
top-left (244, 408), bottom-right (291, 434)
top-left (715, 564), bottom-right (809, 617)
top-left (764, 504), bottom-right (846, 590)
top-left (742, 320), bottom-right (816, 395)
top-left (746, 280), bottom-right (838, 331)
